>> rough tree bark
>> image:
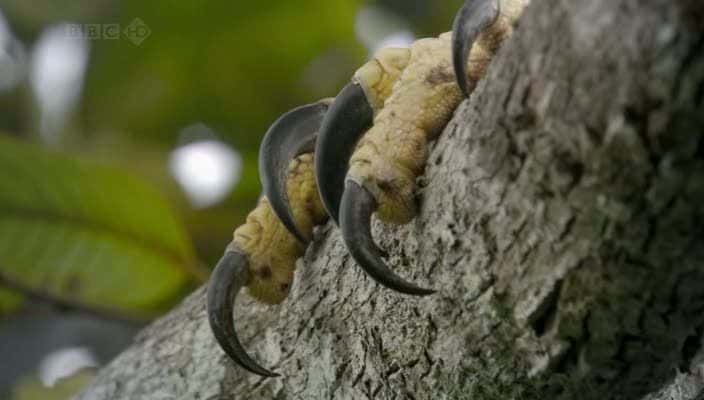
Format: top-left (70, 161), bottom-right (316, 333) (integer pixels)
top-left (75, 0), bottom-right (704, 399)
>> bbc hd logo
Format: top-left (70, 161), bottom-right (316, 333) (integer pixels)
top-left (66, 18), bottom-right (151, 46)
top-left (123, 18), bottom-right (151, 46)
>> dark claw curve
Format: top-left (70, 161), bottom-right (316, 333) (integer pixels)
top-left (259, 101), bottom-right (331, 244)
top-left (315, 82), bottom-right (374, 225)
top-left (339, 180), bottom-right (435, 296)
top-left (207, 250), bottom-right (279, 377)
top-left (452, 0), bottom-right (500, 97)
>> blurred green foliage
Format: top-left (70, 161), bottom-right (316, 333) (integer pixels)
top-left (82, 1), bottom-right (362, 148)
top-left (12, 369), bottom-right (95, 400)
top-left (0, 0), bottom-right (463, 316)
top-left (0, 135), bottom-right (201, 316)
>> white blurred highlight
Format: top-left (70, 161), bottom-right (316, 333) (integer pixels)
top-left (372, 31), bottom-right (415, 54)
top-left (29, 23), bottom-right (89, 144)
top-left (355, 6), bottom-right (415, 55)
top-left (169, 127), bottom-right (242, 208)
top-left (38, 346), bottom-right (97, 387)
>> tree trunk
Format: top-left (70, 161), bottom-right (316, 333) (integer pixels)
top-left (75, 0), bottom-right (704, 399)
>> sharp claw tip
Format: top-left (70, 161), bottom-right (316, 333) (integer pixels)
top-left (400, 286), bottom-right (436, 297)
top-left (340, 180), bottom-right (438, 297)
top-left (207, 251), bottom-right (283, 379)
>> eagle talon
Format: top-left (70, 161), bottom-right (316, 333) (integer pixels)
top-left (315, 82), bottom-right (374, 225)
top-left (260, 100), bottom-right (332, 243)
top-left (207, 250), bottom-right (279, 377)
top-left (452, 0), bottom-right (501, 97)
top-left (340, 180), bottom-right (435, 296)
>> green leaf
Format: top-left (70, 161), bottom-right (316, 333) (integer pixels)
top-left (0, 136), bottom-right (202, 316)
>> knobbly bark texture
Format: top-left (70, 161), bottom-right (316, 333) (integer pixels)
top-left (76, 0), bottom-right (704, 399)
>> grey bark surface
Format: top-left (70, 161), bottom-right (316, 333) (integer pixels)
top-left (75, 0), bottom-right (704, 399)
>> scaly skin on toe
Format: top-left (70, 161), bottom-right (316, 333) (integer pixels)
top-left (233, 153), bottom-right (327, 304)
top-left (315, 47), bottom-right (413, 224)
top-left (349, 0), bottom-right (526, 226)
top-left (333, 0), bottom-right (528, 294)
top-left (354, 47), bottom-right (412, 113)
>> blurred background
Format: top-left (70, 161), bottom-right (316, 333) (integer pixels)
top-left (0, 0), bottom-right (462, 398)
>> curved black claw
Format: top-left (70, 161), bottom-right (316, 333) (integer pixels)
top-left (259, 101), bottom-right (331, 244)
top-left (207, 250), bottom-right (279, 377)
top-left (452, 0), bottom-right (500, 97)
top-left (315, 82), bottom-right (374, 225)
top-left (339, 180), bottom-right (435, 296)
